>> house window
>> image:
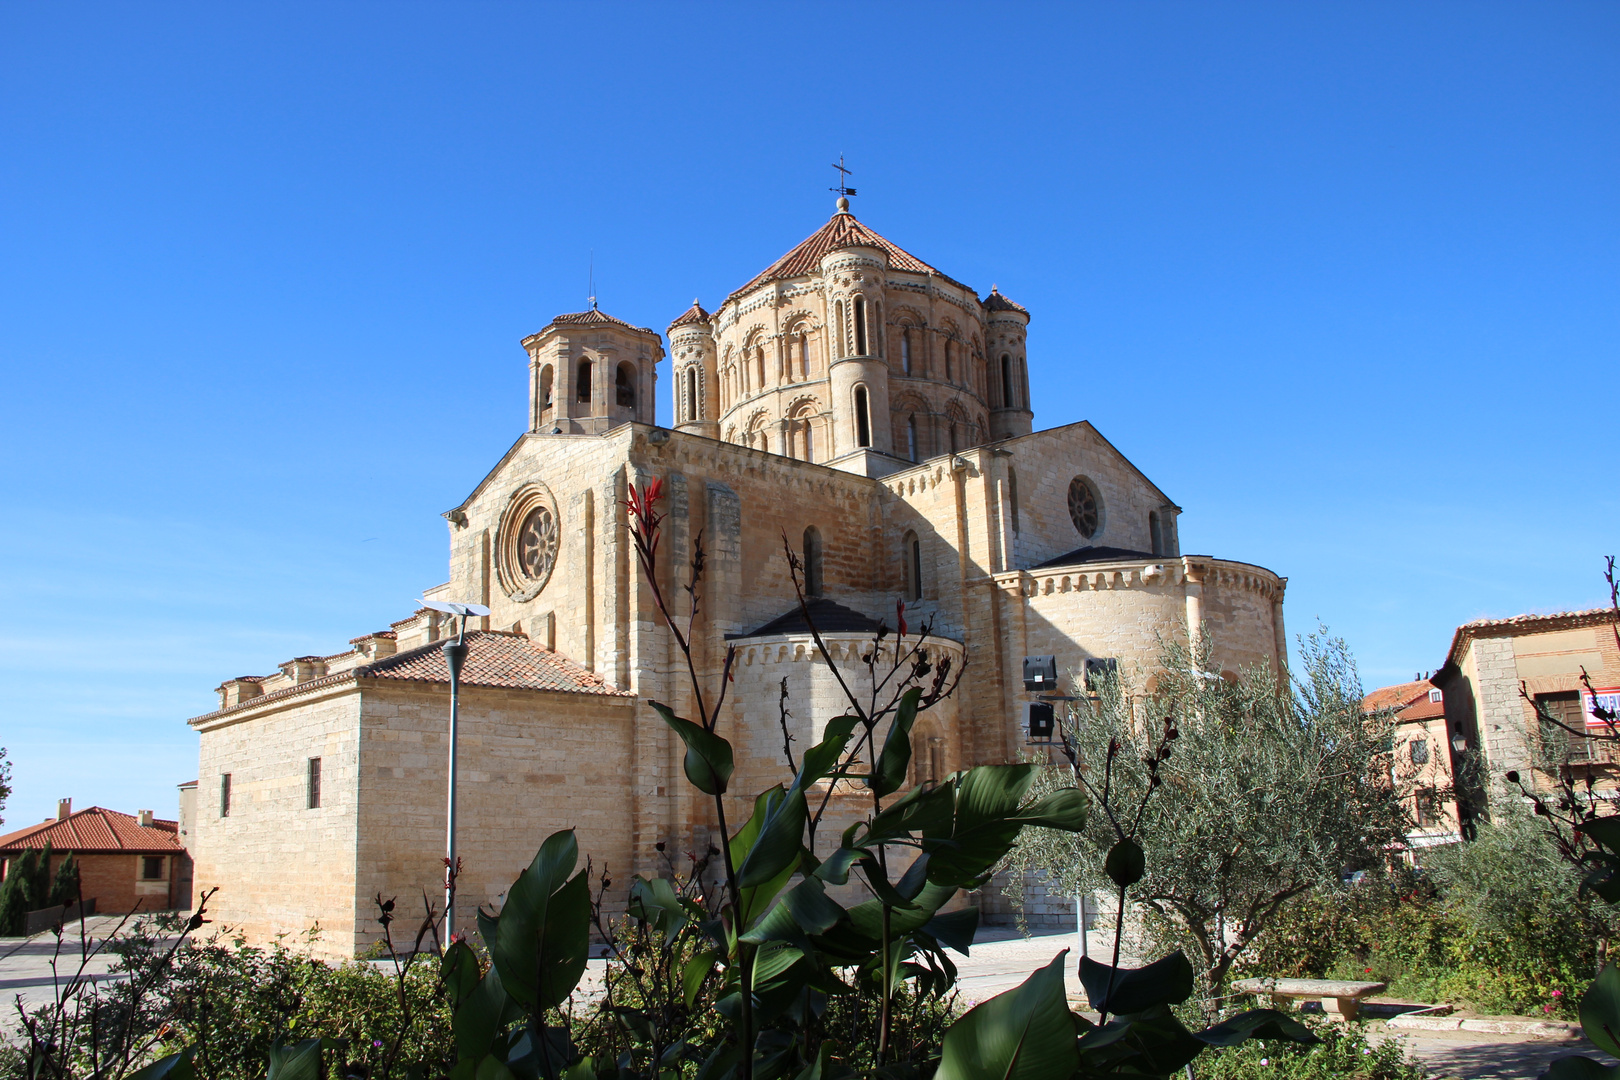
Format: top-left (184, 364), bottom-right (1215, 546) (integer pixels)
top-left (803, 526), bottom-right (823, 598)
top-left (308, 756), bottom-right (323, 809)
top-left (220, 773), bottom-right (231, 818)
top-left (141, 856), bottom-right (165, 881)
top-left (576, 360), bottom-right (592, 403)
top-left (1409, 739), bottom-right (1429, 765)
top-left (1415, 788), bottom-right (1439, 827)
top-left (904, 531), bottom-right (923, 601)
top-left (854, 297), bottom-right (868, 355)
top-left (854, 387), bottom-right (871, 448)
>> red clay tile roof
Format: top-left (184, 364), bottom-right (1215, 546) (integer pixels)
top-left (0, 807), bottom-right (184, 855)
top-left (981, 285), bottom-right (1028, 316)
top-left (728, 210), bottom-right (970, 302)
top-left (668, 300), bottom-right (711, 330)
top-left (1363, 680), bottom-right (1430, 714)
top-left (540, 308), bottom-right (658, 336)
top-left (1441, 607), bottom-right (1619, 669)
top-left (360, 631), bottom-right (629, 695)
top-left (189, 631), bottom-right (629, 725)
top-left (1398, 697), bottom-right (1447, 721)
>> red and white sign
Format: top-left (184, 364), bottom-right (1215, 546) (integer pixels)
top-left (1584, 688), bottom-right (1620, 728)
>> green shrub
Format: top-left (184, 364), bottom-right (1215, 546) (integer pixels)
top-left (1196, 1020), bottom-right (1424, 1080)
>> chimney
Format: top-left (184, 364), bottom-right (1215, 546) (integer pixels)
top-left (137, 809), bottom-right (154, 827)
top-left (57, 798), bottom-right (71, 820)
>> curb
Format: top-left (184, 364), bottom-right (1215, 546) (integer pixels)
top-left (1387, 1014), bottom-right (1579, 1037)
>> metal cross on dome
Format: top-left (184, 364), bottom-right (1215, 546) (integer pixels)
top-left (829, 155), bottom-right (857, 199)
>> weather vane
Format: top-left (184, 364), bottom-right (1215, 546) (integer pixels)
top-left (829, 155), bottom-right (857, 199)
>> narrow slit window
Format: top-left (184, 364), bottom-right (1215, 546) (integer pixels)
top-left (901, 330), bottom-right (911, 374)
top-left (803, 526), bottom-right (824, 597)
top-left (1008, 467), bottom-right (1020, 534)
top-left (904, 531), bottom-right (923, 601)
top-left (220, 773), bottom-right (232, 818)
top-left (307, 756), bottom-right (322, 809)
top-left (854, 387), bottom-right (871, 447)
top-left (1001, 355), bottom-right (1014, 408)
top-left (854, 297), bottom-right (868, 355)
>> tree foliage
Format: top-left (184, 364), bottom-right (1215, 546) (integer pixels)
top-left (999, 628), bottom-right (1408, 1003)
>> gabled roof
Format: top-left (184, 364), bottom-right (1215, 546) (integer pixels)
top-left (531, 307), bottom-right (659, 337)
top-left (668, 300), bottom-right (711, 330)
top-left (1363, 680), bottom-right (1431, 715)
top-left (190, 631), bottom-right (630, 725)
top-left (728, 210), bottom-right (970, 302)
top-left (0, 807), bottom-right (183, 855)
top-left (360, 631), bottom-right (628, 695)
top-left (728, 598), bottom-right (887, 640)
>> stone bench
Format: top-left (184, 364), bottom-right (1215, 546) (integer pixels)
top-left (1233, 977), bottom-right (1388, 1021)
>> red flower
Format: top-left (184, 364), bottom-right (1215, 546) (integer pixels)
top-left (897, 598), bottom-right (907, 639)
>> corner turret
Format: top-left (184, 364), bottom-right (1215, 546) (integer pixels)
top-left (983, 286), bottom-right (1032, 440)
top-left (668, 300), bottom-right (719, 440)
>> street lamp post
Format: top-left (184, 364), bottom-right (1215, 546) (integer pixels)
top-left (422, 599), bottom-right (490, 946)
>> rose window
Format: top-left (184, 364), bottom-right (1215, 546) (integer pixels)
top-left (1067, 478), bottom-right (1099, 539)
top-left (518, 505), bottom-right (559, 583)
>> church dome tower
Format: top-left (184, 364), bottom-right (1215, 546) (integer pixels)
top-left (668, 300), bottom-right (719, 440)
top-left (704, 196), bottom-right (1004, 476)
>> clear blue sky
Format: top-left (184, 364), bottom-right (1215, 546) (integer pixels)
top-left (1, 3), bottom-right (1615, 829)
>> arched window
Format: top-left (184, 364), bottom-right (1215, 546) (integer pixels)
top-left (803, 526), bottom-right (824, 597)
top-left (1008, 467), bottom-right (1020, 535)
top-left (802, 418), bottom-right (814, 462)
top-left (616, 363), bottom-right (636, 409)
top-left (907, 415), bottom-right (918, 462)
top-left (943, 340), bottom-right (952, 382)
top-left (903, 530), bottom-right (923, 601)
top-left (1000, 355), bottom-right (1014, 408)
top-left (577, 360), bottom-right (592, 403)
top-left (799, 334), bottom-right (810, 378)
top-left (854, 386), bottom-right (871, 448)
top-left (685, 368), bottom-right (698, 422)
top-left (756, 347), bottom-right (766, 390)
top-left (854, 297), bottom-right (868, 355)
top-left (901, 329), bottom-right (911, 374)
top-left (834, 301), bottom-right (844, 358)
top-left (1149, 511), bottom-right (1163, 556)
top-left (540, 365), bottom-right (554, 410)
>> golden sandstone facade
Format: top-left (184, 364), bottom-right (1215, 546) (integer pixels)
top-left (187, 199), bottom-right (1288, 957)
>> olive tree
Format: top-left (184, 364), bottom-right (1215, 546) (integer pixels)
top-left (1000, 628), bottom-right (1409, 1004)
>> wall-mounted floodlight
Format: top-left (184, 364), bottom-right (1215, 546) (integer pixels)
top-left (420, 599), bottom-right (491, 947)
top-left (1027, 700), bottom-right (1055, 741)
top-left (1023, 655), bottom-right (1056, 692)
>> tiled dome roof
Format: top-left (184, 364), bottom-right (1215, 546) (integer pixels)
top-left (668, 300), bottom-right (711, 330)
top-left (728, 208), bottom-right (971, 302)
top-left (542, 307), bottom-right (658, 335)
top-left (981, 285), bottom-right (1028, 315)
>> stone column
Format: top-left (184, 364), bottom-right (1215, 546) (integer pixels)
top-left (1182, 559), bottom-right (1206, 653)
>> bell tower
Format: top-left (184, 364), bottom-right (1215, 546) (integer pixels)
top-left (522, 308), bottom-right (662, 436)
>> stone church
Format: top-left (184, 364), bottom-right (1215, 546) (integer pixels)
top-left (186, 197), bottom-right (1288, 957)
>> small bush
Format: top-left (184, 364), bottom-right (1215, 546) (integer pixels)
top-left (1196, 1020), bottom-right (1424, 1080)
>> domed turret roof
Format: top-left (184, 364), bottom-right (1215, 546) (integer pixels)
top-left (538, 306), bottom-right (658, 336)
top-left (727, 204), bottom-right (971, 302)
top-left (667, 299), bottom-right (712, 330)
top-left (981, 285), bottom-right (1028, 316)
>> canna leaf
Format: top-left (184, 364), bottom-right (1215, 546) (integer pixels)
top-left (651, 701), bottom-right (734, 795)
